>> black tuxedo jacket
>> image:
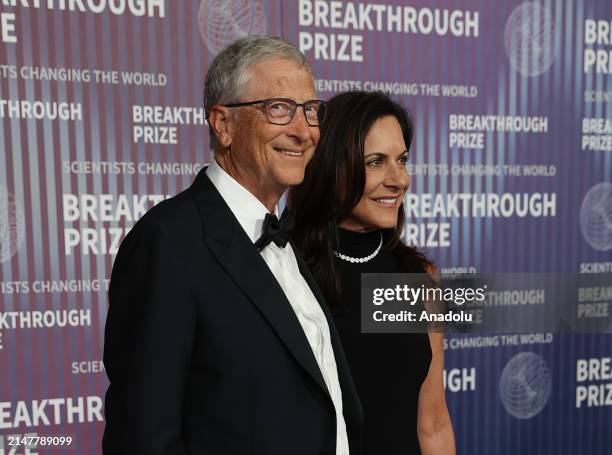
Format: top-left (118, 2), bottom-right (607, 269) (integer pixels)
top-left (102, 169), bottom-right (363, 455)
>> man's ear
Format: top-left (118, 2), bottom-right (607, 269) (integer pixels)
top-left (208, 105), bottom-right (233, 148)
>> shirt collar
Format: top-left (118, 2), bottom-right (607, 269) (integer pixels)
top-left (206, 157), bottom-right (279, 244)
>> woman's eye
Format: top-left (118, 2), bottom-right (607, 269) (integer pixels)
top-left (399, 156), bottom-right (408, 165)
top-left (367, 158), bottom-right (382, 166)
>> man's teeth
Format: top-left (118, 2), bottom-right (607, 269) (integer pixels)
top-left (278, 149), bottom-right (303, 156)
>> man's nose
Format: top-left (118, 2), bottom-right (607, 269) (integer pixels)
top-left (284, 107), bottom-right (312, 143)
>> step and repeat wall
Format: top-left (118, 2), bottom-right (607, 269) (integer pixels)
top-left (1, 0), bottom-right (611, 454)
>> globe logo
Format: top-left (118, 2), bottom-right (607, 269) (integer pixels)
top-left (499, 352), bottom-right (551, 419)
top-left (0, 186), bottom-right (25, 263)
top-left (504, 2), bottom-right (557, 76)
top-left (580, 182), bottom-right (612, 251)
top-left (198, 0), bottom-right (267, 55)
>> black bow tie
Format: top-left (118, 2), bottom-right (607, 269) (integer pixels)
top-left (254, 208), bottom-right (296, 251)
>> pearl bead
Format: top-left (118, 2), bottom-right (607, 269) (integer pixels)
top-left (333, 233), bottom-right (383, 264)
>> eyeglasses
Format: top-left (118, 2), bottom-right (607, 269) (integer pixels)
top-left (222, 98), bottom-right (327, 126)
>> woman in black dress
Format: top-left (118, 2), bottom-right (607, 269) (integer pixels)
top-left (290, 91), bottom-right (455, 454)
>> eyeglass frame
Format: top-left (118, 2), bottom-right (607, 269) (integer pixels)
top-left (221, 97), bottom-right (327, 127)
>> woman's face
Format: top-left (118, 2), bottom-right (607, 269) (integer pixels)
top-left (338, 115), bottom-right (410, 232)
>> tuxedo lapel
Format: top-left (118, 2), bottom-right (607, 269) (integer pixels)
top-left (188, 170), bottom-right (331, 401)
top-left (292, 240), bottom-right (363, 419)
top-left (291, 240), bottom-right (329, 313)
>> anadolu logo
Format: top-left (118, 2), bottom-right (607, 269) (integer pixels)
top-left (504, 2), bottom-right (557, 77)
top-left (499, 351), bottom-right (552, 419)
top-left (0, 185), bottom-right (25, 263)
top-left (198, 0), bottom-right (267, 55)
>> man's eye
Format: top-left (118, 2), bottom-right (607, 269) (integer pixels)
top-left (269, 103), bottom-right (291, 112)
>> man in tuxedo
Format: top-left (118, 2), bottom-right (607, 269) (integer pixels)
top-left (102, 36), bottom-right (362, 455)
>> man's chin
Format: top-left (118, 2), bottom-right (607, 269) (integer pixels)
top-left (281, 176), bottom-right (306, 188)
top-left (273, 170), bottom-right (306, 188)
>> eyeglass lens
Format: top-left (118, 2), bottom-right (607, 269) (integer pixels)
top-left (264, 99), bottom-right (325, 126)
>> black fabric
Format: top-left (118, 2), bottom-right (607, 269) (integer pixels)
top-left (102, 169), bottom-right (363, 455)
top-left (332, 227), bottom-right (432, 455)
top-left (254, 207), bottom-right (296, 251)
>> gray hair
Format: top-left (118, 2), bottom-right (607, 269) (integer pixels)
top-left (204, 35), bottom-right (313, 149)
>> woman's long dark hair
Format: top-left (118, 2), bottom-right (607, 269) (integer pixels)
top-left (289, 91), bottom-right (433, 308)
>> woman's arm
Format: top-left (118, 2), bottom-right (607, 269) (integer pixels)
top-left (417, 331), bottom-right (456, 454)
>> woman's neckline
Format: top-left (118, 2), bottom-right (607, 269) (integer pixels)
top-left (336, 226), bottom-right (384, 257)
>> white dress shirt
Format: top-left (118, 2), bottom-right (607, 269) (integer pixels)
top-left (206, 158), bottom-right (349, 455)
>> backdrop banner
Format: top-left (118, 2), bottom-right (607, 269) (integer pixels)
top-left (0, 1), bottom-right (611, 454)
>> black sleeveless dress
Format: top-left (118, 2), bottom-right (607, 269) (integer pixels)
top-left (333, 228), bottom-right (432, 455)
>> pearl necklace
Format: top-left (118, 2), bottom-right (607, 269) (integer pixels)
top-left (334, 232), bottom-right (383, 263)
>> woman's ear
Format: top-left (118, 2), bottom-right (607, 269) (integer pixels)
top-left (208, 105), bottom-right (233, 148)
